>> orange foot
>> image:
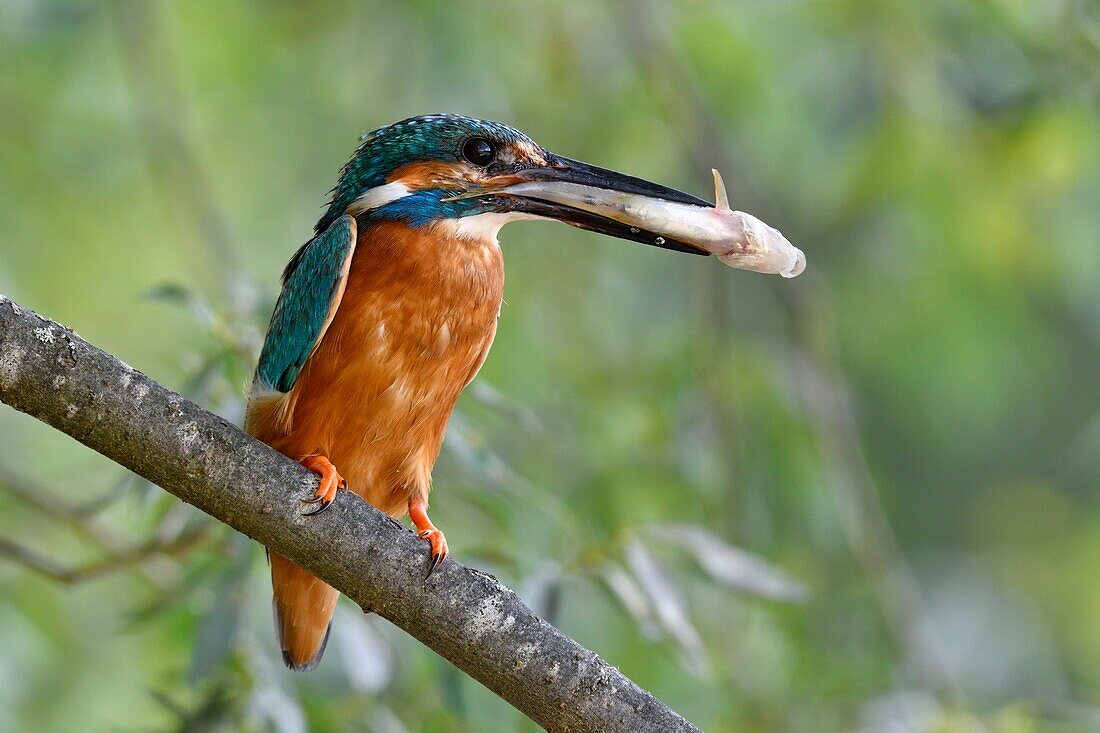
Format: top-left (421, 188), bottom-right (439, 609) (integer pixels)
top-left (408, 497), bottom-right (449, 577)
top-left (298, 454), bottom-right (347, 516)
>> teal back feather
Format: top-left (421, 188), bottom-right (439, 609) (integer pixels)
top-left (258, 115), bottom-right (537, 393)
top-left (257, 215), bottom-right (356, 393)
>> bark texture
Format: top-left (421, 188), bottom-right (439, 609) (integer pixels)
top-left (0, 292), bottom-right (701, 733)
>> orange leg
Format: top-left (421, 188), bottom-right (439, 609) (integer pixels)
top-left (408, 497), bottom-right (448, 576)
top-left (298, 454), bottom-right (347, 516)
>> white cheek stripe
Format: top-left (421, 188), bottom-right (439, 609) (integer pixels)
top-left (348, 182), bottom-right (412, 213)
top-left (345, 185), bottom-right (549, 242)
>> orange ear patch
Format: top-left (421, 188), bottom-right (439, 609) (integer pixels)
top-left (387, 161), bottom-right (471, 190)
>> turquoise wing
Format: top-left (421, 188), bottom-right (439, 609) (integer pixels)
top-left (256, 215), bottom-right (357, 393)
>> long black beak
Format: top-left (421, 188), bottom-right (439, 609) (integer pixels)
top-left (492, 153), bottom-right (713, 255)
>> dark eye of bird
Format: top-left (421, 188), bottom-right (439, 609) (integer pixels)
top-left (462, 137), bottom-right (495, 166)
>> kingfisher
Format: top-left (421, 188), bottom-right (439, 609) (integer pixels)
top-left (246, 114), bottom-right (794, 671)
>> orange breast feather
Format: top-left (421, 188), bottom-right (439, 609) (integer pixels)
top-left (248, 220), bottom-right (504, 517)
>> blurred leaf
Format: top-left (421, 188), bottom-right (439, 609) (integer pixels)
top-left (467, 380), bottom-right (544, 433)
top-left (599, 561), bottom-right (661, 640)
top-left (649, 523), bottom-right (811, 603)
top-left (144, 282), bottom-right (216, 328)
top-left (443, 413), bottom-right (517, 490)
top-left (367, 706), bottom-right (412, 733)
top-left (143, 282), bottom-right (193, 304)
top-left (519, 563), bottom-right (562, 620)
top-left (151, 685), bottom-right (238, 731)
top-left (624, 536), bottom-right (709, 677)
top-left (331, 607), bottom-right (394, 695)
top-left (189, 561), bottom-right (248, 683)
top-left (248, 684), bottom-right (307, 733)
top-left (856, 690), bottom-right (944, 733)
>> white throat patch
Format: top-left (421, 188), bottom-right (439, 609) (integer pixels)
top-left (440, 212), bottom-right (547, 243)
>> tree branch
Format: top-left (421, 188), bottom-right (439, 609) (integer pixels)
top-left (0, 292), bottom-right (701, 733)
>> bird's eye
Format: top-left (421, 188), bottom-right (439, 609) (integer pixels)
top-left (462, 137), bottom-right (496, 166)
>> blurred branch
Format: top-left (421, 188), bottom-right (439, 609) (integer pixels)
top-left (0, 292), bottom-right (701, 733)
top-left (0, 463), bottom-right (205, 588)
top-left (0, 526), bottom-right (206, 585)
top-left (0, 463), bottom-right (126, 543)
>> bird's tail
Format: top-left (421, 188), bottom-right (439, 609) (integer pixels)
top-left (270, 551), bottom-right (339, 671)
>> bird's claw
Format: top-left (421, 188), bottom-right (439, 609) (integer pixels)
top-left (418, 528), bottom-right (449, 578)
top-left (297, 455), bottom-right (346, 517)
top-left (300, 498), bottom-right (334, 516)
top-left (298, 479), bottom-right (347, 505)
top-left (408, 498), bottom-right (448, 578)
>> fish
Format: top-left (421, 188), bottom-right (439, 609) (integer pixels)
top-left (498, 169), bottom-right (806, 278)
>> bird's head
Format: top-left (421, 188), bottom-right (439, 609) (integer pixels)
top-left (317, 113), bottom-right (715, 255)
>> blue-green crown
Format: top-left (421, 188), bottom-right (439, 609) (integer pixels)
top-left (316, 114), bottom-right (539, 232)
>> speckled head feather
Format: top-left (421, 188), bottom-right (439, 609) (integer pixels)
top-left (316, 114), bottom-right (544, 233)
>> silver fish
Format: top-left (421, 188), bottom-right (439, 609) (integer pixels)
top-left (498, 169), bottom-right (805, 278)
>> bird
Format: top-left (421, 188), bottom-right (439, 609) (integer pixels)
top-left (246, 114), bottom-right (719, 671)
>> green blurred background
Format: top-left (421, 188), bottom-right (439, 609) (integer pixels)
top-left (2, 1), bottom-right (1099, 731)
